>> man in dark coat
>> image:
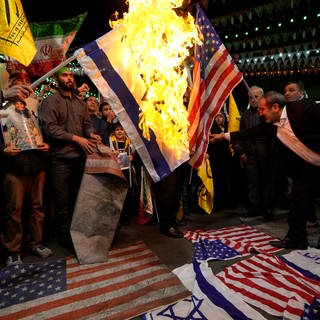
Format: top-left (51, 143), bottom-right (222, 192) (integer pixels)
top-left (212, 91), bottom-right (320, 249)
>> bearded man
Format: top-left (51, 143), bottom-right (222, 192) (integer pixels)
top-left (40, 67), bottom-right (101, 251)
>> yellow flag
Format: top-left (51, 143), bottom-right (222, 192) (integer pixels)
top-left (227, 92), bottom-right (241, 155)
top-left (197, 158), bottom-right (214, 214)
top-left (0, 0), bottom-right (36, 66)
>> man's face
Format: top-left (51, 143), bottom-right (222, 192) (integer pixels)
top-left (283, 83), bottom-right (303, 102)
top-left (257, 97), bottom-right (280, 123)
top-left (56, 71), bottom-right (75, 91)
top-left (102, 104), bottom-right (115, 121)
top-left (86, 96), bottom-right (99, 113)
top-left (248, 88), bottom-right (263, 108)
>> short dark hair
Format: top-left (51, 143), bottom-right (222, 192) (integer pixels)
top-left (99, 101), bottom-right (111, 112)
top-left (284, 80), bottom-right (305, 92)
top-left (263, 91), bottom-right (286, 109)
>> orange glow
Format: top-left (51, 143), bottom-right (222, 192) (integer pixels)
top-left (110, 0), bottom-right (201, 157)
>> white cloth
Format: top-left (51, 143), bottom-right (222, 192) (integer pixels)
top-left (276, 107), bottom-right (320, 166)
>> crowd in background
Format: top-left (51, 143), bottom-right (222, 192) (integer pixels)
top-left (0, 65), bottom-right (319, 267)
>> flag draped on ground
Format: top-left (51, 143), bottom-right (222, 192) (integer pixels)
top-left (184, 225), bottom-right (281, 261)
top-left (217, 249), bottom-right (320, 320)
top-left (6, 13), bottom-right (86, 78)
top-left (75, 25), bottom-right (189, 182)
top-left (143, 261), bottom-right (267, 320)
top-left (0, 241), bottom-right (190, 320)
top-left (0, 0), bottom-right (36, 66)
top-left (188, 4), bottom-right (242, 170)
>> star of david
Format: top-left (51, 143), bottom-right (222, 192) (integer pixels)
top-left (156, 295), bottom-right (207, 320)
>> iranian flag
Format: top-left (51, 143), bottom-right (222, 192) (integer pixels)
top-left (6, 13), bottom-right (86, 78)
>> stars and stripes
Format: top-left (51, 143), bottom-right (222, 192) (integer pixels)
top-left (188, 4), bottom-right (242, 169)
top-left (216, 251), bottom-right (320, 319)
top-left (0, 241), bottom-right (190, 320)
top-left (184, 225), bottom-right (281, 261)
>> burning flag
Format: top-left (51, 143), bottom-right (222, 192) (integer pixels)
top-left (76, 0), bottom-right (200, 182)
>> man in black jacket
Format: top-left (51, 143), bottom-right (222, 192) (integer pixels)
top-left (212, 91), bottom-right (320, 249)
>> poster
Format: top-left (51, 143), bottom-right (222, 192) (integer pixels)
top-left (0, 102), bottom-right (43, 151)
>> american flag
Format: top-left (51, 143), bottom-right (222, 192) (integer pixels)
top-left (216, 250), bottom-right (320, 320)
top-left (184, 225), bottom-right (281, 261)
top-left (188, 4), bottom-right (243, 169)
top-left (0, 242), bottom-right (190, 320)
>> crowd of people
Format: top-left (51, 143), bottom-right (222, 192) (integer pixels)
top-left (0, 65), bottom-right (319, 267)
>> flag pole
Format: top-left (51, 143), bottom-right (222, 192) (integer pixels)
top-left (242, 77), bottom-right (250, 92)
top-left (30, 55), bottom-right (78, 89)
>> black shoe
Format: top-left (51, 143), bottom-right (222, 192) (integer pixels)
top-left (160, 226), bottom-right (184, 238)
top-left (174, 218), bottom-right (187, 227)
top-left (269, 238), bottom-right (308, 249)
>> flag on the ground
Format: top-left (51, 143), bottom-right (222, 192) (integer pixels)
top-left (227, 92), bottom-right (241, 155)
top-left (217, 249), bottom-right (320, 320)
top-left (184, 225), bottom-right (281, 261)
top-left (0, 0), bottom-right (36, 66)
top-left (6, 13), bottom-right (86, 78)
top-left (188, 4), bottom-right (242, 170)
top-left (0, 241), bottom-right (190, 320)
top-left (143, 261), bottom-right (267, 319)
top-left (75, 26), bottom-right (189, 182)
top-left (197, 157), bottom-right (214, 214)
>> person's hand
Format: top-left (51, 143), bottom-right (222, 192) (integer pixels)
top-left (37, 143), bottom-right (50, 152)
top-left (89, 133), bottom-right (102, 142)
top-left (3, 145), bottom-right (21, 156)
top-left (72, 135), bottom-right (96, 154)
top-left (211, 133), bottom-right (226, 142)
top-left (3, 85), bottom-right (33, 101)
top-left (77, 83), bottom-right (90, 93)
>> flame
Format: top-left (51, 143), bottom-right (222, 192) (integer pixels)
top-left (110, 0), bottom-right (201, 157)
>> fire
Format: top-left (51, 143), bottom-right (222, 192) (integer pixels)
top-left (110, 0), bottom-right (201, 157)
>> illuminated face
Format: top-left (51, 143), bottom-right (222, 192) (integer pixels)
top-left (257, 97), bottom-right (280, 123)
top-left (214, 113), bottom-right (224, 126)
top-left (114, 126), bottom-right (125, 141)
top-left (56, 71), bottom-right (75, 91)
top-left (283, 83), bottom-right (303, 102)
top-left (86, 96), bottom-right (99, 113)
top-left (101, 104), bottom-right (116, 121)
top-left (248, 88), bottom-right (263, 108)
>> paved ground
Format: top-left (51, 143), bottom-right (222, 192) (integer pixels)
top-left (3, 205), bottom-right (320, 320)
